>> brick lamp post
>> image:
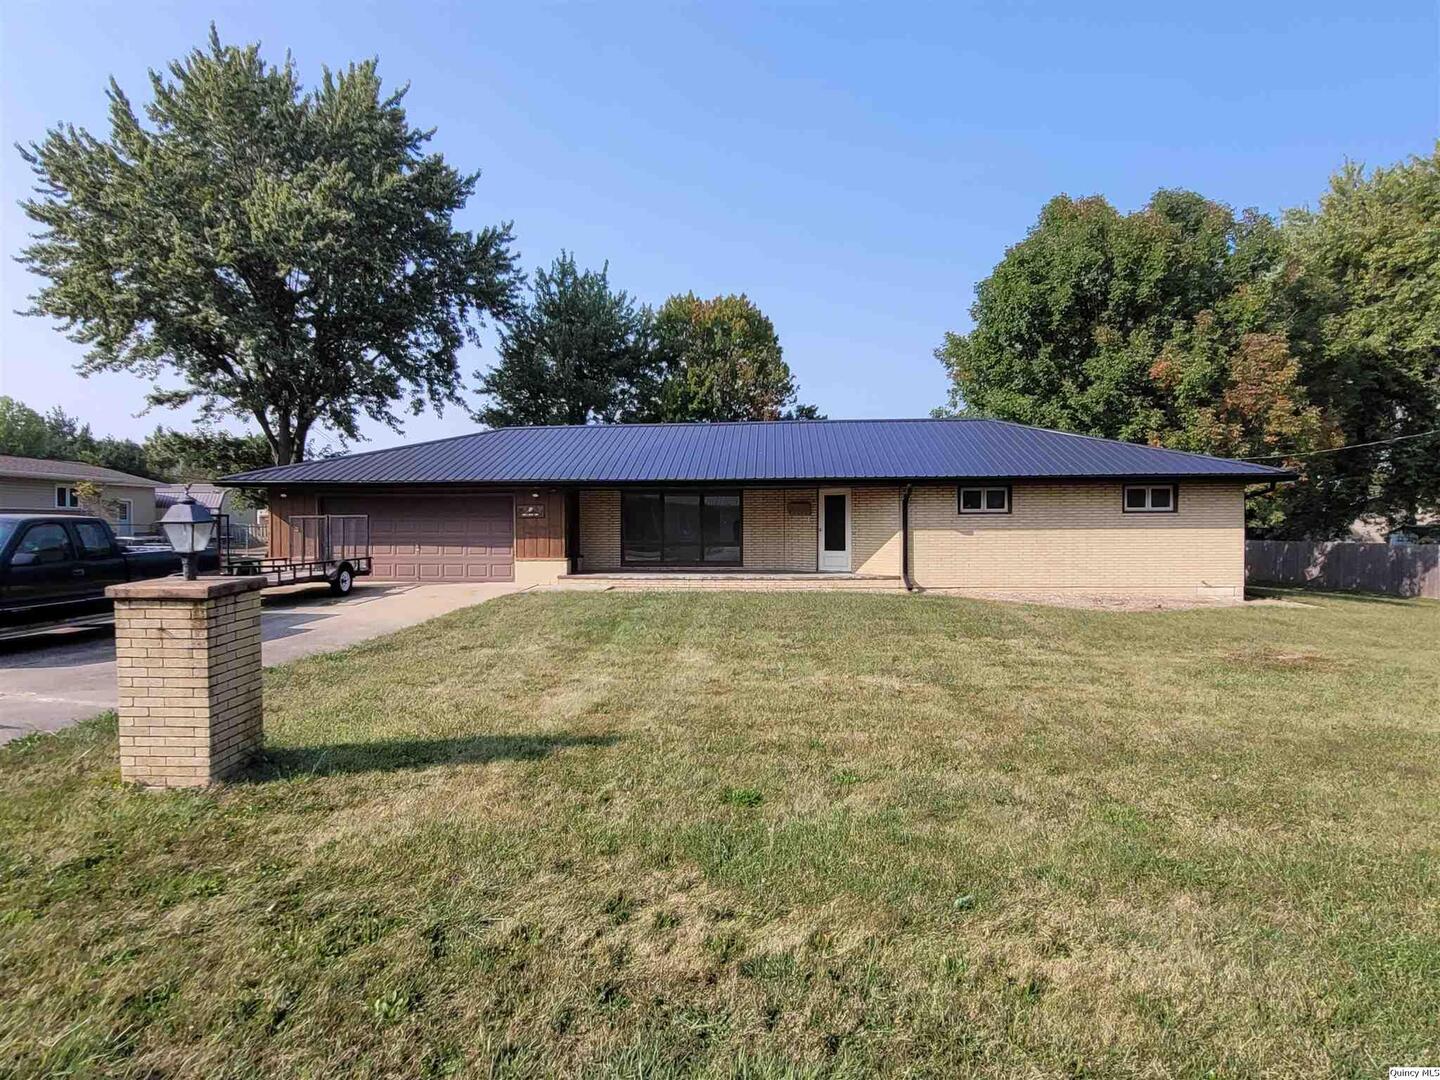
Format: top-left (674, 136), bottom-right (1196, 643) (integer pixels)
top-left (106, 497), bottom-right (268, 788)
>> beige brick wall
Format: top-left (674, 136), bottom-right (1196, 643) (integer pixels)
top-left (580, 487), bottom-right (822, 571)
top-left (578, 489), bottom-right (621, 571)
top-left (908, 480), bottom-right (1246, 596)
top-left (852, 487), bottom-right (902, 575)
top-left (578, 486), bottom-right (907, 574)
top-left (111, 582), bottom-right (265, 788)
top-left (743, 489), bottom-right (818, 571)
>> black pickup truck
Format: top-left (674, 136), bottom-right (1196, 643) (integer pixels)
top-left (0, 514), bottom-right (210, 629)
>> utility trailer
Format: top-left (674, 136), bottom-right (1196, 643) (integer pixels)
top-left (219, 513), bottom-right (371, 595)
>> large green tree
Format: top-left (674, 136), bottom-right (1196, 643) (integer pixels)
top-left (937, 190), bottom-right (1294, 439)
top-left (934, 188), bottom-right (1385, 536)
top-left (1283, 147), bottom-right (1440, 530)
top-left (142, 427), bottom-right (275, 483)
top-left (18, 28), bottom-right (519, 465)
top-left (648, 293), bottom-right (816, 421)
top-left (0, 398), bottom-right (56, 459)
top-left (475, 253), bottom-right (654, 427)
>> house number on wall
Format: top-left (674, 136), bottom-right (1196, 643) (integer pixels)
top-left (519, 503), bottom-right (546, 518)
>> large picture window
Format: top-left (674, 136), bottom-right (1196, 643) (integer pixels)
top-left (622, 490), bottom-right (742, 565)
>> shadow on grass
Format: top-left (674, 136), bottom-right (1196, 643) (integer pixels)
top-left (245, 732), bottom-right (620, 781)
top-left (1246, 586), bottom-right (1429, 607)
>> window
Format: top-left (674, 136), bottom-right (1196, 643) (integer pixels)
top-left (14, 523), bottom-right (75, 565)
top-left (958, 486), bottom-right (1010, 514)
top-left (115, 499), bottom-right (132, 525)
top-left (55, 486), bottom-right (80, 509)
top-left (621, 490), bottom-right (742, 565)
top-left (75, 522), bottom-right (114, 557)
top-left (1123, 484), bottom-right (1178, 513)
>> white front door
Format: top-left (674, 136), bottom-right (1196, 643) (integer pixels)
top-left (818, 488), bottom-right (851, 572)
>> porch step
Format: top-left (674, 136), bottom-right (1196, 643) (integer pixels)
top-left (557, 572), bottom-right (905, 592)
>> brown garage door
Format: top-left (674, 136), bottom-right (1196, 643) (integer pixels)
top-left (324, 495), bottom-right (514, 582)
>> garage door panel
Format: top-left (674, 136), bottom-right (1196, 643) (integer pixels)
top-left (323, 495), bottom-right (514, 583)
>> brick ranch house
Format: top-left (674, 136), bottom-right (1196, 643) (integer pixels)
top-left (222, 419), bottom-right (1292, 599)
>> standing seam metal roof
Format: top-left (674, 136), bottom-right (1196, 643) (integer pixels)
top-left (220, 419), bottom-right (1294, 486)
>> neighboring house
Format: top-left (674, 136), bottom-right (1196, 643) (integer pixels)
top-left (0, 454), bottom-right (160, 536)
top-left (156, 483), bottom-right (259, 526)
top-left (222, 419), bottom-right (1292, 599)
top-left (1350, 512), bottom-right (1440, 545)
top-left (157, 482), bottom-right (264, 548)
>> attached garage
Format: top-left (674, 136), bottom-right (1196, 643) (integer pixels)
top-left (323, 494), bottom-right (514, 583)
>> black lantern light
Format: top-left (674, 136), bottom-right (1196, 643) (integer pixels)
top-left (159, 491), bottom-right (215, 580)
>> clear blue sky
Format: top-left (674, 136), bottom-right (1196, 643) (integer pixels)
top-left (1, 1), bottom-right (1436, 450)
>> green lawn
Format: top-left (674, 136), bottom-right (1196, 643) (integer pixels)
top-left (2, 590), bottom-right (1437, 1078)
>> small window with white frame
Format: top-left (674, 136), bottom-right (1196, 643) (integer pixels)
top-left (958, 485), bottom-right (1011, 514)
top-left (1123, 484), bottom-right (1177, 513)
top-left (55, 485), bottom-right (81, 509)
top-left (116, 499), bottom-right (133, 525)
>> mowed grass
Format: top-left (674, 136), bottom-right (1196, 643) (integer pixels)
top-left (2, 590), bottom-right (1438, 1078)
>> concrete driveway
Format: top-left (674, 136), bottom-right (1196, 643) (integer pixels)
top-left (0, 581), bottom-right (523, 744)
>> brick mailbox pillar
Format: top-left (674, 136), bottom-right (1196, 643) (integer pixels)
top-left (106, 576), bottom-right (269, 788)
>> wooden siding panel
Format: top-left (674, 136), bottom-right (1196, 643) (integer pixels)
top-left (515, 489), bottom-right (567, 560)
top-left (266, 490), bottom-right (317, 559)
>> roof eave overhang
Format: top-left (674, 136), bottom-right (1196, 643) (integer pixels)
top-left (219, 471), bottom-right (1295, 488)
top-left (0, 470), bottom-right (161, 487)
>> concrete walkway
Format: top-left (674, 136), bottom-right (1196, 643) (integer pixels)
top-left (0, 581), bottom-right (522, 744)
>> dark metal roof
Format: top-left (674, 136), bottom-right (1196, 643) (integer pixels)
top-left (220, 419), bottom-right (1295, 486)
top-left (156, 484), bottom-right (230, 511)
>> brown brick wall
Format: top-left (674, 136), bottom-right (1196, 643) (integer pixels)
top-left (908, 480), bottom-right (1246, 596)
top-left (112, 586), bottom-right (264, 787)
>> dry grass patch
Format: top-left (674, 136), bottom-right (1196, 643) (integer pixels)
top-left (1, 589), bottom-right (1437, 1077)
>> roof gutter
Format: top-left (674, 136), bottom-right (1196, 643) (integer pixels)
top-left (900, 483), bottom-right (914, 592)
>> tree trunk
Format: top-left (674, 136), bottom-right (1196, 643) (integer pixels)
top-left (254, 407), bottom-right (304, 466)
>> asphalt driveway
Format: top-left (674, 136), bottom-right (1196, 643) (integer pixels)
top-left (0, 581), bottom-right (523, 743)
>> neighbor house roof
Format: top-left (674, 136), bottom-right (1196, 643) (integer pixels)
top-left (221, 419), bottom-right (1294, 486)
top-left (156, 483), bottom-right (230, 512)
top-left (0, 454), bottom-right (161, 487)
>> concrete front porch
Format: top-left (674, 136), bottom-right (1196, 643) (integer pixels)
top-left (557, 569), bottom-right (904, 591)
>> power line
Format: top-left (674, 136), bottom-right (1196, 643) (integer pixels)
top-left (1246, 428), bottom-right (1440, 462)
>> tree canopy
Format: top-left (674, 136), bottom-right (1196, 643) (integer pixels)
top-left (937, 151), bottom-right (1440, 537)
top-left (648, 293), bottom-right (816, 421)
top-left (18, 27), bottom-right (519, 465)
top-left (0, 396), bottom-right (157, 479)
top-left (0, 394), bottom-right (276, 494)
top-left (475, 253), bottom-right (654, 427)
top-left (477, 277), bottom-right (821, 426)
top-left (1282, 150), bottom-right (1440, 531)
top-left (141, 427), bottom-right (275, 484)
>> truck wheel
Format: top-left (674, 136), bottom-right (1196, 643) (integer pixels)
top-left (330, 565), bottom-right (355, 596)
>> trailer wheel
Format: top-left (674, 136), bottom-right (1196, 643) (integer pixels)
top-left (330, 565), bottom-right (355, 596)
